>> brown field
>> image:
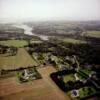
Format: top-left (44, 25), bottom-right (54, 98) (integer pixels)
top-left (0, 66), bottom-right (70, 100)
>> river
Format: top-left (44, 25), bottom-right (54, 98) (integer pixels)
top-left (13, 24), bottom-right (49, 40)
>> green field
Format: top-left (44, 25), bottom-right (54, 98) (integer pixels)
top-left (0, 40), bottom-right (28, 47)
top-left (83, 31), bottom-right (100, 38)
top-left (0, 48), bottom-right (37, 70)
top-left (61, 38), bottom-right (87, 44)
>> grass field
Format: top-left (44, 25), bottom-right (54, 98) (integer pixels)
top-left (0, 40), bottom-right (28, 47)
top-left (30, 40), bottom-right (43, 44)
top-left (0, 48), bottom-right (37, 70)
top-left (82, 31), bottom-right (100, 38)
top-left (61, 38), bottom-right (87, 44)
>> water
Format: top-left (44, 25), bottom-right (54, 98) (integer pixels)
top-left (13, 24), bottom-right (49, 40)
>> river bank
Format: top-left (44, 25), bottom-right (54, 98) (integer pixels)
top-left (13, 24), bottom-right (49, 40)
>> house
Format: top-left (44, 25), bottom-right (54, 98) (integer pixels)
top-left (71, 89), bottom-right (79, 98)
top-left (23, 69), bottom-right (36, 80)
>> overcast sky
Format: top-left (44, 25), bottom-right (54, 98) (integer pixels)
top-left (0, 0), bottom-right (100, 22)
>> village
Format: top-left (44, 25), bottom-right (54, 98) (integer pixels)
top-left (0, 0), bottom-right (100, 99)
top-left (0, 38), bottom-right (99, 100)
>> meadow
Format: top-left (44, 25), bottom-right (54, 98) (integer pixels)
top-left (82, 31), bottom-right (100, 38)
top-left (0, 40), bottom-right (28, 47)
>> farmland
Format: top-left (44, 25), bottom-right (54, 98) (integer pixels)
top-left (0, 48), bottom-right (37, 70)
top-left (0, 66), bottom-right (70, 100)
top-left (0, 40), bottom-right (28, 47)
top-left (0, 21), bottom-right (100, 100)
top-left (61, 38), bottom-right (87, 44)
top-left (82, 31), bottom-right (100, 38)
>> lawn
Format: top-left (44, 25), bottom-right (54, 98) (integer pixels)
top-left (0, 48), bottom-right (37, 70)
top-left (79, 86), bottom-right (96, 98)
top-left (0, 40), bottom-right (28, 47)
top-left (76, 73), bottom-right (86, 81)
top-left (63, 74), bottom-right (75, 83)
top-left (76, 69), bottom-right (92, 81)
top-left (67, 86), bottom-right (96, 99)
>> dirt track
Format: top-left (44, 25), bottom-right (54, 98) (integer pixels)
top-left (0, 66), bottom-right (70, 100)
top-left (37, 66), bottom-right (70, 100)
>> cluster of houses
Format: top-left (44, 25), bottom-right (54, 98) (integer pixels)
top-left (17, 67), bottom-right (41, 83)
top-left (46, 53), bottom-right (100, 99)
top-left (69, 70), bottom-right (99, 99)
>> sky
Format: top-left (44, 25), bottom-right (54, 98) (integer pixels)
top-left (0, 0), bottom-right (100, 22)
